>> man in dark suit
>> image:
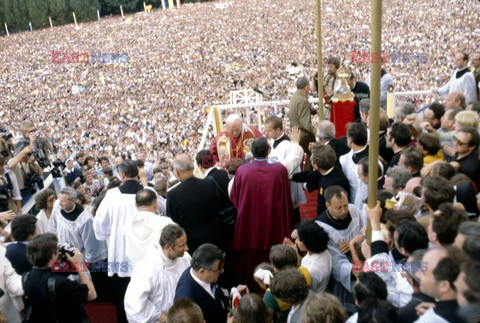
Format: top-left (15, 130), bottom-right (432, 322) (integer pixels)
top-left (175, 244), bottom-right (229, 323)
top-left (347, 71), bottom-right (370, 121)
top-left (292, 144), bottom-right (350, 215)
top-left (167, 154), bottom-right (222, 255)
top-left (385, 122), bottom-right (411, 172)
top-left (316, 120), bottom-right (350, 164)
top-left (195, 149), bottom-right (236, 288)
top-left (451, 127), bottom-right (480, 190)
top-left (195, 150), bottom-right (230, 204)
top-left (6, 215), bottom-right (37, 275)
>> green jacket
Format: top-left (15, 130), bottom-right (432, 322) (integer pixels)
top-left (288, 90), bottom-right (316, 135)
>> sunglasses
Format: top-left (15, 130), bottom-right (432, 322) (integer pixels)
top-left (453, 137), bottom-right (469, 146)
top-left (47, 197), bottom-right (56, 202)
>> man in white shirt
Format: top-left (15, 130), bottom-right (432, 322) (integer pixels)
top-left (124, 189), bottom-right (174, 266)
top-left (289, 220), bottom-right (332, 292)
top-left (340, 123), bottom-right (369, 203)
top-left (93, 160), bottom-right (146, 323)
top-left (414, 246), bottom-right (465, 323)
top-left (124, 224), bottom-right (190, 323)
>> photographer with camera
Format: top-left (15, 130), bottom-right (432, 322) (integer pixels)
top-left (0, 128), bottom-right (14, 164)
top-left (23, 233), bottom-right (96, 323)
top-left (0, 155), bottom-right (21, 213)
top-left (7, 122), bottom-right (44, 206)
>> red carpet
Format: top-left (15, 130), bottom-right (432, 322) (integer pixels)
top-left (84, 303), bottom-right (117, 323)
top-left (299, 190), bottom-right (318, 221)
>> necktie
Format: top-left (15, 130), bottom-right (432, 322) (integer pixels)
top-left (211, 284), bottom-right (217, 297)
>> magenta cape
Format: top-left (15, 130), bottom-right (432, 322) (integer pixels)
top-left (230, 159), bottom-right (294, 252)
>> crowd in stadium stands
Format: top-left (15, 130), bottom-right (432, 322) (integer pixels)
top-left (0, 0), bottom-right (480, 322)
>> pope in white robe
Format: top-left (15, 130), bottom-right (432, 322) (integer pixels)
top-left (124, 241), bottom-right (191, 322)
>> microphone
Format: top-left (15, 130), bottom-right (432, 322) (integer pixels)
top-left (253, 87), bottom-right (272, 98)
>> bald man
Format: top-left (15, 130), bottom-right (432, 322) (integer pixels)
top-left (209, 114), bottom-right (262, 165)
top-left (166, 154), bottom-right (223, 254)
top-left (444, 91), bottom-right (466, 110)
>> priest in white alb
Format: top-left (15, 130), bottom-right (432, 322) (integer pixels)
top-left (264, 116), bottom-right (306, 222)
top-left (434, 52), bottom-right (478, 105)
top-left (93, 160), bottom-right (147, 323)
top-left (124, 224), bottom-right (191, 323)
top-left (49, 187), bottom-right (107, 263)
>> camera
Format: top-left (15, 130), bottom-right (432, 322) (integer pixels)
top-left (24, 173), bottom-right (44, 194)
top-left (58, 243), bottom-right (75, 262)
top-left (0, 178), bottom-right (12, 212)
top-left (1, 131), bottom-right (12, 141)
top-left (50, 159), bottom-right (66, 178)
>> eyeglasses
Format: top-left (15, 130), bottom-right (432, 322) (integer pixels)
top-left (47, 197), bottom-right (56, 202)
top-left (453, 137), bottom-right (469, 146)
top-left (207, 264), bottom-right (224, 273)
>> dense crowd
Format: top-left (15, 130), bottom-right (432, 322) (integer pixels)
top-left (0, 0), bottom-right (479, 160)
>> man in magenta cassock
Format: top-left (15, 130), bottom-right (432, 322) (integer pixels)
top-left (229, 137), bottom-right (295, 288)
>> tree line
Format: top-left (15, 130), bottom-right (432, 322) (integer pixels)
top-left (0, 0), bottom-right (210, 35)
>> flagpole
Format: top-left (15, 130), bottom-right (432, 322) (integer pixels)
top-left (367, 0), bottom-right (383, 243)
top-left (315, 0), bottom-right (324, 119)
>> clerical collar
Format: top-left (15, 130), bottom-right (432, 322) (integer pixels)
top-left (322, 209), bottom-right (352, 230)
top-left (204, 167), bottom-right (216, 177)
top-left (321, 167), bottom-right (334, 176)
top-left (60, 203), bottom-right (84, 222)
top-left (274, 133), bottom-right (285, 141)
top-left (64, 204), bottom-right (76, 214)
top-left (456, 67), bottom-right (469, 79)
top-left (159, 247), bottom-right (176, 266)
top-left (352, 145), bottom-right (369, 164)
top-left (119, 180), bottom-right (143, 194)
top-left (273, 133), bottom-right (290, 149)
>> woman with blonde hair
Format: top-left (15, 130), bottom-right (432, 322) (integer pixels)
top-left (454, 110), bottom-right (480, 130)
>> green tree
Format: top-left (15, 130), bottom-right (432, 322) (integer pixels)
top-left (27, 0), bottom-right (49, 29)
top-left (48, 0), bottom-right (71, 25)
top-left (68, 0), bottom-right (98, 22)
top-left (0, 0), bottom-right (12, 35)
top-left (98, 0), bottom-right (139, 15)
top-left (8, 0), bottom-right (28, 32)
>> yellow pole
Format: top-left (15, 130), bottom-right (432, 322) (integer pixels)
top-left (367, 0), bottom-right (383, 243)
top-left (315, 0), bottom-right (324, 119)
top-left (213, 106), bottom-right (222, 135)
top-left (386, 86), bottom-right (394, 118)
